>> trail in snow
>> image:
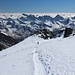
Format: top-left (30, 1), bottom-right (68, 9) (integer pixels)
top-left (32, 41), bottom-right (47, 75)
top-left (33, 51), bottom-right (47, 75)
top-left (32, 36), bottom-right (75, 75)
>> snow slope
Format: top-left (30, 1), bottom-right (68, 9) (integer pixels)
top-left (0, 35), bottom-right (75, 75)
top-left (0, 35), bottom-right (45, 75)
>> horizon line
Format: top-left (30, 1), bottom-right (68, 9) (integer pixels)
top-left (0, 12), bottom-right (75, 13)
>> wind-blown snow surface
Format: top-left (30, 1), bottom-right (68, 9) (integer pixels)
top-left (0, 35), bottom-right (75, 75)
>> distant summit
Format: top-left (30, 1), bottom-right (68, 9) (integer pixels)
top-left (54, 14), bottom-right (64, 21)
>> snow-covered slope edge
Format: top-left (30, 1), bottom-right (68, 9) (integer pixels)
top-left (0, 35), bottom-right (75, 75)
top-left (0, 35), bottom-right (45, 75)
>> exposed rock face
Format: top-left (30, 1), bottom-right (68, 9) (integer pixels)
top-left (0, 43), bottom-right (6, 51)
top-left (0, 32), bottom-right (19, 51)
top-left (64, 28), bottom-right (73, 38)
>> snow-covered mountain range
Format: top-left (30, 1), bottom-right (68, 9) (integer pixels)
top-left (0, 13), bottom-right (75, 39)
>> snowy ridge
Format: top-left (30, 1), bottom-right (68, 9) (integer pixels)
top-left (0, 35), bottom-right (75, 75)
top-left (0, 35), bottom-right (45, 75)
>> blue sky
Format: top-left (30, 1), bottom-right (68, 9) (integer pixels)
top-left (0, 0), bottom-right (75, 13)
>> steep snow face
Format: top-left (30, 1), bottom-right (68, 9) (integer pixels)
top-left (0, 35), bottom-right (75, 75)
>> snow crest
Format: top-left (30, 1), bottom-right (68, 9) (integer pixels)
top-left (0, 35), bottom-right (75, 75)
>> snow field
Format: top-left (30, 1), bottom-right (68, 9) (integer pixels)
top-left (0, 35), bottom-right (75, 75)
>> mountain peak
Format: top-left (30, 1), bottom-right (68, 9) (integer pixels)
top-left (54, 14), bottom-right (64, 21)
